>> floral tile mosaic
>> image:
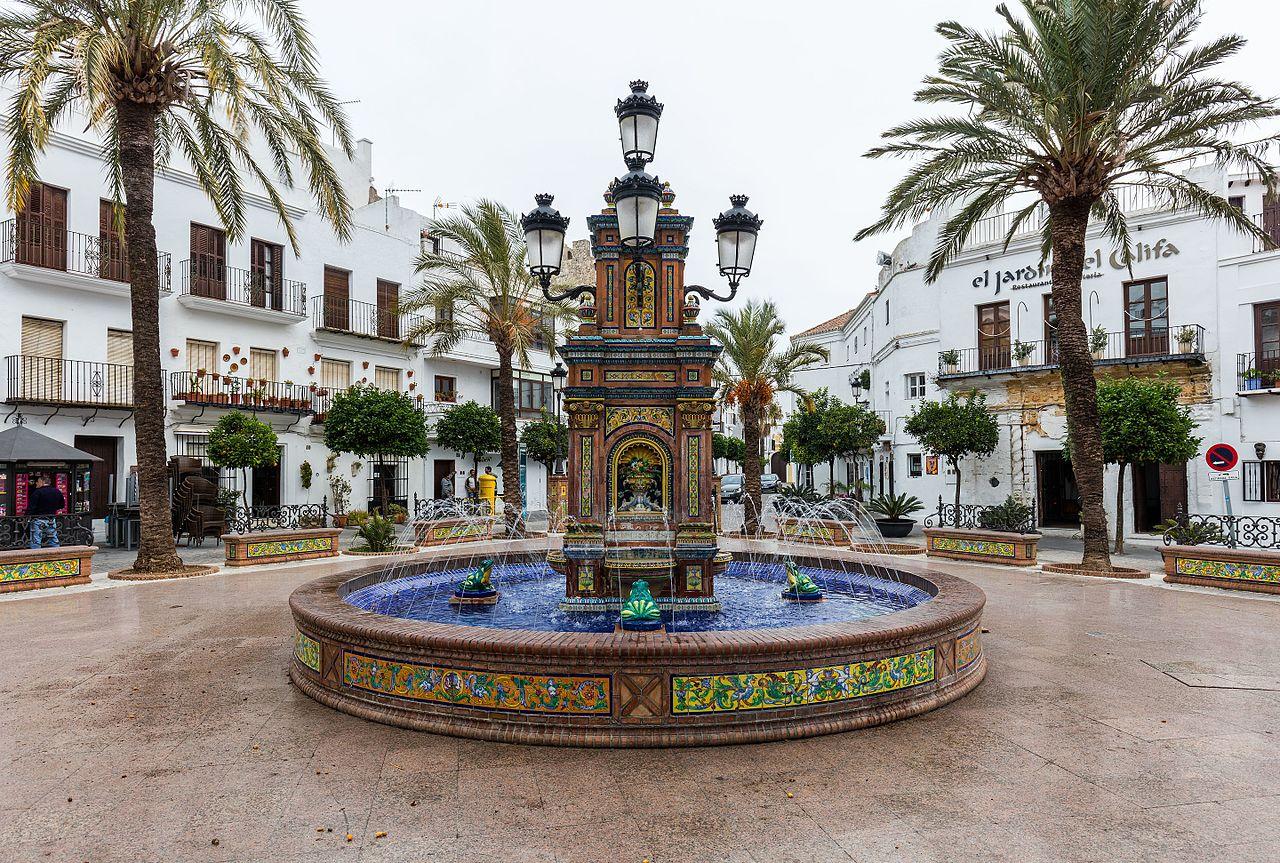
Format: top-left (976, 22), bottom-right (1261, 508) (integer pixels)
top-left (294, 631), bottom-right (320, 672)
top-left (671, 649), bottom-right (935, 714)
top-left (0, 556), bottom-right (80, 583)
top-left (431, 523), bottom-right (486, 541)
top-left (780, 522), bottom-right (835, 541)
top-left (343, 651), bottom-right (611, 715)
top-left (246, 536), bottom-right (334, 558)
top-left (930, 536), bottom-right (1014, 558)
top-left (955, 628), bottom-right (981, 670)
top-left (1175, 556), bottom-right (1280, 585)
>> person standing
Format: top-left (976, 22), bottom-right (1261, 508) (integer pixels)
top-left (464, 469), bottom-right (478, 502)
top-left (439, 473), bottom-right (454, 500)
top-left (28, 474), bottom-right (65, 549)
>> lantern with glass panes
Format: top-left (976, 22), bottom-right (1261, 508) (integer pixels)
top-left (521, 81), bottom-right (761, 305)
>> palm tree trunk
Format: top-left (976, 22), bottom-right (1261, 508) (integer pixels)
top-left (1114, 462), bottom-right (1126, 555)
top-left (495, 348), bottom-right (521, 533)
top-left (118, 100), bottom-right (183, 573)
top-left (1049, 198), bottom-right (1112, 571)
top-left (742, 406), bottom-right (763, 534)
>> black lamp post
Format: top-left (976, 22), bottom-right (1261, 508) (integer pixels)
top-left (550, 361), bottom-right (567, 420)
top-left (520, 81), bottom-right (761, 305)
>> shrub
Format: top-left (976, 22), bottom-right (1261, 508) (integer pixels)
top-left (1157, 517), bottom-right (1226, 547)
top-left (355, 512), bottom-right (399, 553)
top-left (978, 496), bottom-right (1034, 534)
top-left (345, 509), bottom-right (369, 527)
top-left (868, 493), bottom-right (925, 520)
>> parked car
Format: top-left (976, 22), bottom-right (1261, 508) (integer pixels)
top-left (760, 473), bottom-right (781, 493)
top-left (719, 474), bottom-right (744, 503)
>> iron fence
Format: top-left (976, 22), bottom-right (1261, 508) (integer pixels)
top-left (412, 495), bottom-right (492, 520)
top-left (1237, 351), bottom-right (1280, 391)
top-left (5, 355), bottom-right (134, 407)
top-left (223, 501), bottom-right (330, 534)
top-left (0, 514), bottom-right (95, 550)
top-left (168, 371), bottom-right (313, 413)
top-left (938, 324), bottom-right (1204, 378)
top-left (310, 295), bottom-right (427, 344)
top-left (1, 220), bottom-right (172, 290)
top-left (1161, 504), bottom-right (1280, 550)
top-left (924, 496), bottom-right (1039, 534)
top-left (180, 260), bottom-right (306, 315)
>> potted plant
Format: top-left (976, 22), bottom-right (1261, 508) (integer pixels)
top-left (1175, 325), bottom-right (1198, 354)
top-left (1089, 325), bottom-right (1109, 360)
top-left (169, 347), bottom-right (180, 358)
top-left (867, 493), bottom-right (925, 538)
top-left (329, 475), bottom-right (352, 526)
top-left (228, 377), bottom-right (242, 405)
top-left (1243, 367), bottom-right (1264, 390)
top-left (1012, 340), bottom-right (1036, 367)
top-left (384, 502), bottom-right (408, 524)
top-left (939, 349), bottom-right (960, 374)
top-left (345, 508), bottom-right (370, 528)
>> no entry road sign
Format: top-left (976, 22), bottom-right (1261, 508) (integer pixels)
top-left (1205, 443), bottom-right (1239, 472)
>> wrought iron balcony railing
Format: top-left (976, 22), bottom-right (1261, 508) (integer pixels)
top-left (0, 219), bottom-right (172, 291)
top-left (4, 355), bottom-right (134, 408)
top-left (938, 324), bottom-right (1205, 378)
top-left (310, 295), bottom-right (427, 344)
top-left (168, 371), bottom-right (313, 413)
top-left (1238, 351), bottom-right (1280, 392)
top-left (1251, 213), bottom-right (1280, 254)
top-left (180, 260), bottom-right (306, 315)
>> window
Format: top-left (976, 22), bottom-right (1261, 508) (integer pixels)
top-left (250, 239), bottom-right (285, 310)
top-left (1243, 460), bottom-right (1280, 502)
top-left (885, 299), bottom-right (889, 324)
top-left (908, 454), bottom-right (923, 478)
top-left (376, 279), bottom-right (400, 339)
top-left (854, 336), bottom-right (858, 353)
top-left (1124, 277), bottom-right (1169, 357)
top-left (106, 329), bottom-right (132, 404)
top-left (1228, 195), bottom-right (1245, 212)
top-left (977, 301), bottom-right (1011, 370)
top-left (434, 375), bottom-right (457, 402)
top-left (1043, 294), bottom-right (1058, 363)
top-left (519, 378), bottom-right (552, 413)
top-left (905, 373), bottom-right (927, 399)
top-left (19, 317), bottom-right (63, 401)
top-left (99, 200), bottom-right (127, 281)
top-left (185, 338), bottom-right (218, 372)
top-left (322, 266), bottom-right (351, 330)
top-left (1266, 194), bottom-right (1280, 248)
top-left (374, 366), bottom-right (400, 391)
top-left (16, 182), bottom-right (68, 270)
top-left (190, 223), bottom-right (227, 300)
top-left (436, 300), bottom-right (454, 325)
top-left (248, 348), bottom-right (277, 382)
top-left (1255, 301), bottom-right (1280, 376)
top-left (320, 358), bottom-right (351, 390)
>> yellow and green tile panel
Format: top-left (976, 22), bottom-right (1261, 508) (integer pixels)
top-left (1176, 556), bottom-right (1280, 585)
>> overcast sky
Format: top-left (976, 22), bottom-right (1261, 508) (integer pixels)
top-left (303, 0), bottom-right (1280, 335)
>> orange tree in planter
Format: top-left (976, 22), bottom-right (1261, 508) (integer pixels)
top-left (323, 385), bottom-right (430, 515)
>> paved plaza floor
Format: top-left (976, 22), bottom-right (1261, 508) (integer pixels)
top-left (2, 545), bottom-right (1279, 862)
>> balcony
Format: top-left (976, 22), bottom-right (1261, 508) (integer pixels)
top-left (168, 371), bottom-right (313, 414)
top-left (964, 188), bottom-right (1167, 251)
top-left (938, 325), bottom-right (1205, 380)
top-left (4, 355), bottom-right (134, 409)
top-left (1250, 213), bottom-right (1280, 255)
top-left (178, 261), bottom-right (306, 321)
top-left (1238, 352), bottom-right (1280, 394)
top-left (0, 219), bottom-right (172, 296)
top-left (309, 390), bottom-right (447, 425)
top-left (310, 296), bottom-right (427, 351)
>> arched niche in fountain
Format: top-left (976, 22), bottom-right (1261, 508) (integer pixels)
top-left (607, 434), bottom-right (671, 518)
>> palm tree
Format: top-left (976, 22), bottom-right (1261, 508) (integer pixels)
top-left (401, 200), bottom-right (575, 531)
top-left (706, 300), bottom-right (828, 535)
top-left (855, 0), bottom-right (1278, 570)
top-left (0, 1), bottom-right (353, 573)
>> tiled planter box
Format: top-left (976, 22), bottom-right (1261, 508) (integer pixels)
top-left (924, 527), bottom-right (1038, 566)
top-left (222, 528), bottom-right (342, 567)
top-left (413, 517), bottom-right (494, 547)
top-left (1160, 544), bottom-right (1280, 595)
top-left (776, 517), bottom-right (854, 546)
top-left (0, 545), bottom-right (95, 592)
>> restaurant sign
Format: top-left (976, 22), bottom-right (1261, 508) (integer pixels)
top-left (971, 238), bottom-right (1180, 294)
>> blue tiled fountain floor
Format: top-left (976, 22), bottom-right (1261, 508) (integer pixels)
top-left (344, 560), bottom-right (932, 633)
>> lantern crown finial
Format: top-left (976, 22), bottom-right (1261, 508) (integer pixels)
top-left (534, 192), bottom-right (555, 207)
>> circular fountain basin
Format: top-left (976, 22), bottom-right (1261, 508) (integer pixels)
top-left (288, 538), bottom-right (986, 747)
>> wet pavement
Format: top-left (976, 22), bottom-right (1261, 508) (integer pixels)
top-left (1, 539), bottom-right (1278, 862)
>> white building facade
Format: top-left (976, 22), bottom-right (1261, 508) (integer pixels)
top-left (0, 97), bottom-right (556, 525)
top-left (793, 165), bottom-right (1280, 535)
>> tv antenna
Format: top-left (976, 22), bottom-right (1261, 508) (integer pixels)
top-left (384, 185), bottom-right (422, 230)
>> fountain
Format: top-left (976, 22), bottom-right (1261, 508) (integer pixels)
top-left (288, 82), bottom-right (987, 746)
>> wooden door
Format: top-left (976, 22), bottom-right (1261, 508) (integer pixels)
top-left (250, 239), bottom-right (284, 309)
top-left (376, 279), bottom-right (400, 339)
top-left (1256, 301), bottom-right (1280, 376)
top-left (1043, 294), bottom-right (1058, 364)
top-left (1157, 462), bottom-right (1188, 524)
top-left (1264, 194), bottom-right (1280, 249)
top-left (1125, 277), bottom-right (1169, 357)
top-left (977, 301), bottom-right (1010, 370)
top-left (434, 459), bottom-right (456, 500)
top-left (98, 200), bottom-right (128, 281)
top-left (190, 223), bottom-right (226, 300)
top-left (18, 183), bottom-right (67, 270)
top-left (251, 452), bottom-right (282, 507)
top-left (74, 435), bottom-right (119, 518)
top-left (323, 266), bottom-right (350, 330)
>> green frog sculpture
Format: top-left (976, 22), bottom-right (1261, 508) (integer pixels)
top-left (781, 560), bottom-right (824, 602)
top-left (619, 579), bottom-right (663, 631)
top-left (449, 558), bottom-right (500, 605)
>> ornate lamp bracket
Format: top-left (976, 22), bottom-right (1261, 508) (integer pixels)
top-left (683, 282), bottom-right (738, 304)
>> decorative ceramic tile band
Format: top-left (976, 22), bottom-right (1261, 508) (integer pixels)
top-left (342, 651), bottom-right (611, 715)
top-left (672, 649), bottom-right (936, 714)
top-left (603, 370), bottom-right (677, 383)
top-left (780, 522), bottom-right (836, 542)
top-left (930, 536), bottom-right (1014, 558)
top-left (956, 628), bottom-right (981, 670)
top-left (294, 631), bottom-right (321, 672)
top-left (432, 523), bottom-right (486, 541)
top-left (247, 536), bottom-right (334, 558)
top-left (605, 405), bottom-right (675, 434)
top-left (1175, 556), bottom-right (1280, 585)
top-left (0, 556), bottom-right (80, 583)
